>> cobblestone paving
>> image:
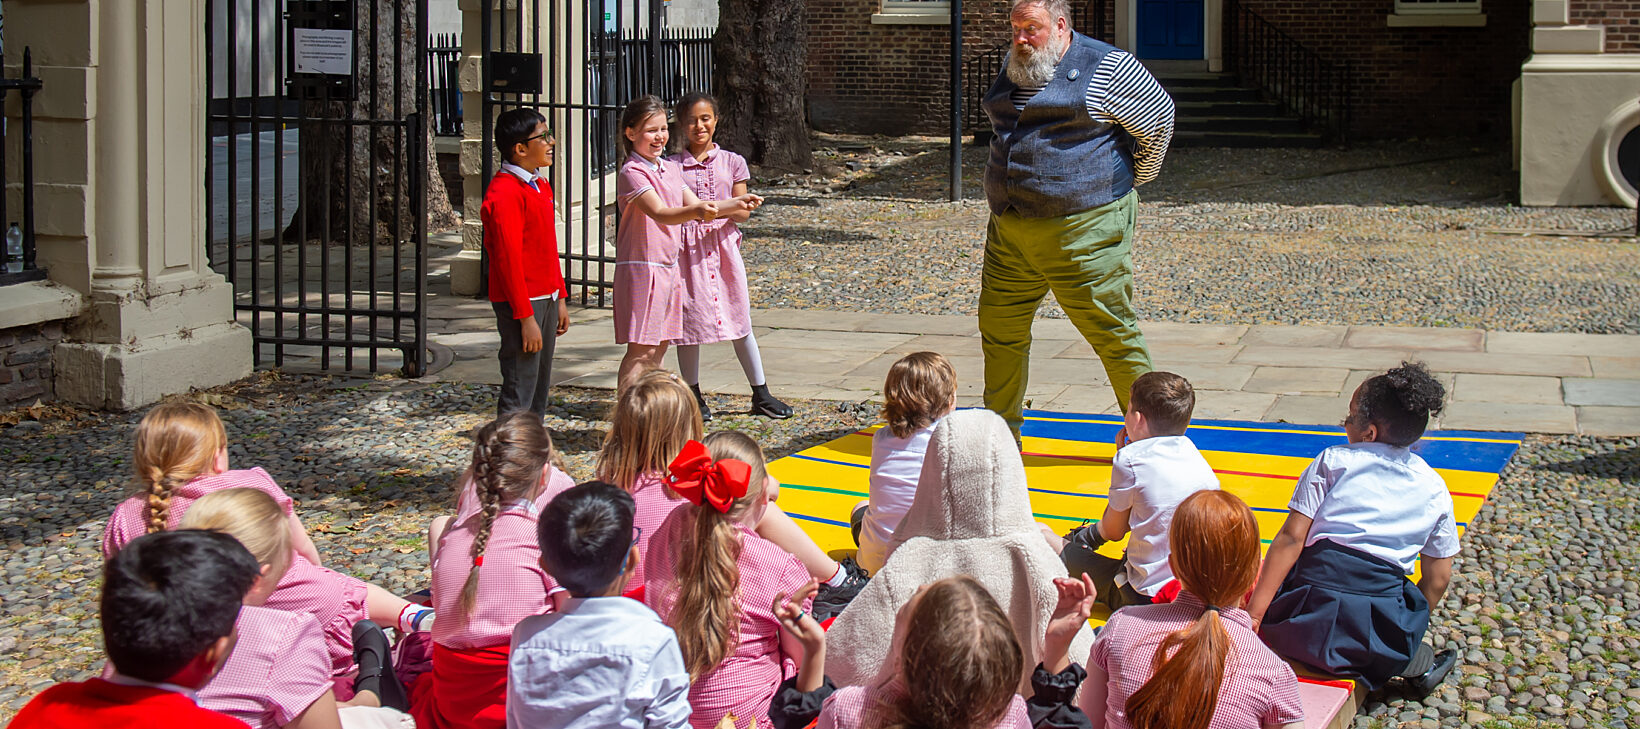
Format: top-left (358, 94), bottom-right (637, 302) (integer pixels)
top-left (745, 137), bottom-right (1640, 334)
top-left (2, 375), bottom-right (1636, 728)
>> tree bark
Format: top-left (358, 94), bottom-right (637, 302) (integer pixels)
top-left (712, 0), bottom-right (812, 171)
top-left (283, 0), bottom-right (458, 245)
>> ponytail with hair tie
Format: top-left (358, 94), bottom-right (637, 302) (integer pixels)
top-left (667, 440), bottom-right (751, 514)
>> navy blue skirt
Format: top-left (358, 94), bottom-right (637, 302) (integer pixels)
top-left (1259, 539), bottom-right (1429, 689)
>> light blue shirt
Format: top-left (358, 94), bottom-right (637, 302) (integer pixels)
top-left (507, 596), bottom-right (692, 729)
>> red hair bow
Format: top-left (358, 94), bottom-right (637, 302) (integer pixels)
top-left (667, 440), bottom-right (751, 514)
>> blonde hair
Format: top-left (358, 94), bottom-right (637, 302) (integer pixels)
top-left (596, 369), bottom-right (703, 491)
top-left (458, 412), bottom-right (555, 618)
top-left (883, 352), bottom-right (958, 438)
top-left (178, 487), bottom-right (293, 582)
top-left (133, 401), bottom-right (228, 534)
top-left (668, 431), bottom-right (768, 681)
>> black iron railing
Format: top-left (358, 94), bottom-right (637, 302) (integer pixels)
top-left (588, 26), bottom-right (715, 174)
top-left (1224, 0), bottom-right (1349, 143)
top-left (0, 48), bottom-right (42, 286)
top-left (429, 33), bottom-right (462, 137)
top-left (961, 0), bottom-right (1107, 133)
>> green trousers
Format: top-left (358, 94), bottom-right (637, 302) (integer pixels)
top-left (980, 190), bottom-right (1152, 436)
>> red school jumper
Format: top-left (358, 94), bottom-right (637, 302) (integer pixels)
top-left (481, 171), bottom-right (568, 318)
top-left (9, 679), bottom-right (250, 729)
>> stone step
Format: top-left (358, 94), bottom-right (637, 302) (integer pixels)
top-left (1172, 129), bottom-right (1326, 148)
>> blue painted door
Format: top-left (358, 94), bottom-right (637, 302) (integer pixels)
top-left (1135, 0), bottom-right (1204, 59)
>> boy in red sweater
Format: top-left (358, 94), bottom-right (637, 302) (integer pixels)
top-left (9, 530), bottom-right (262, 729)
top-left (483, 108), bottom-right (570, 419)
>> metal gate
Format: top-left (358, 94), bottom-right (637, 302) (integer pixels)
top-left (207, 0), bottom-right (431, 375)
top-left (479, 0), bottom-right (713, 307)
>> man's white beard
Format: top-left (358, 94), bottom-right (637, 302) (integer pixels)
top-left (1006, 34), bottom-right (1067, 88)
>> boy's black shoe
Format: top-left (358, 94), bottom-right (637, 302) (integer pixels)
top-left (1062, 521), bottom-right (1106, 552)
top-left (811, 557), bottom-right (869, 621)
top-left (352, 620), bottom-right (410, 711)
top-left (1404, 649), bottom-right (1457, 699)
top-left (690, 383), bottom-right (713, 422)
top-left (750, 384), bottom-right (793, 419)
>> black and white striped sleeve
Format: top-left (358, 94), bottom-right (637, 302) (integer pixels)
top-left (1084, 50), bottom-right (1175, 186)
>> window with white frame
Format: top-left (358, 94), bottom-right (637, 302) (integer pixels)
top-left (1393, 0), bottom-right (1481, 15)
top-left (873, 0), bottom-right (951, 24)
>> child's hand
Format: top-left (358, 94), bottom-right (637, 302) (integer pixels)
top-left (772, 580), bottom-right (825, 654)
top-left (698, 201), bottom-right (720, 221)
top-left (737, 193), bottom-right (764, 211)
top-left (1043, 574), bottom-right (1096, 673)
top-left (521, 315), bottom-right (544, 353)
top-left (1114, 426), bottom-right (1131, 450)
top-left (556, 298), bottom-right (570, 335)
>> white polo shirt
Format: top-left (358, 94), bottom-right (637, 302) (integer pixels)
top-left (1108, 434), bottom-right (1220, 596)
top-left (1289, 441), bottom-right (1461, 575)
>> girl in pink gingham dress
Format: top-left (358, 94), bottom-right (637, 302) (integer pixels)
top-left (644, 432), bottom-right (811, 729)
top-left (666, 93), bottom-right (788, 421)
top-left (101, 402), bottom-right (434, 677)
top-left (613, 95), bottom-right (760, 396)
top-left (595, 369), bottom-right (704, 595)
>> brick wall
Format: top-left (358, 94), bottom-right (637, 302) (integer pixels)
top-left (1569, 0), bottom-right (1640, 52)
top-left (1240, 0), bottom-right (1529, 138)
top-left (805, 0), bottom-right (1526, 139)
top-left (0, 321), bottom-right (64, 410)
top-left (808, 0), bottom-right (1104, 135)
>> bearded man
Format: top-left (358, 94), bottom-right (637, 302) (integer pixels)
top-left (980, 0), bottom-right (1175, 437)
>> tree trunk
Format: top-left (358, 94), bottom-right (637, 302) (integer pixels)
top-left (283, 0), bottom-right (458, 245)
top-left (712, 0), bottom-right (812, 171)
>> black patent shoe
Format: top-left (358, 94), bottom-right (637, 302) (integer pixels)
top-left (351, 620), bottom-right (409, 711)
top-left (750, 384), bottom-right (793, 419)
top-left (690, 383), bottom-right (713, 422)
top-left (1404, 649), bottom-right (1457, 699)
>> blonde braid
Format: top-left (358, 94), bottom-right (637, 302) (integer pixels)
top-left (142, 466), bottom-right (175, 534)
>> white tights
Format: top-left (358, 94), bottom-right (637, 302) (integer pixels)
top-left (675, 333), bottom-right (768, 388)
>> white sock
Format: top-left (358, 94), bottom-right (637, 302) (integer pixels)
top-left (825, 563), bottom-right (848, 587)
top-left (733, 334), bottom-right (767, 387)
top-left (397, 605), bottom-right (435, 632)
top-left (676, 345), bottom-right (701, 386)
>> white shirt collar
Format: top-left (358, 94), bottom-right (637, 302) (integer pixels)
top-left (105, 671), bottom-right (201, 703)
top-left (628, 152), bottom-right (662, 172)
top-left (501, 162), bottom-right (540, 185)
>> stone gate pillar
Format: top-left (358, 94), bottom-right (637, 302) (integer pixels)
top-left (6, 0), bottom-right (252, 409)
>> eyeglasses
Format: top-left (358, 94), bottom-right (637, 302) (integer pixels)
top-left (630, 525), bottom-right (643, 550)
top-left (529, 130), bottom-right (556, 145)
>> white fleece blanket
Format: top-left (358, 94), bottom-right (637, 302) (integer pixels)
top-left (824, 409), bottom-right (1095, 692)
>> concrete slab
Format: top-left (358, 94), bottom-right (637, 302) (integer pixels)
top-left (743, 347), bottom-right (887, 383)
top-left (1161, 362), bottom-right (1257, 391)
top-left (1440, 402), bottom-right (1578, 434)
top-left (1234, 346), bottom-right (1413, 371)
top-left (887, 334), bottom-right (987, 357)
top-left (1415, 350), bottom-right (1592, 378)
top-left (1452, 374), bottom-right (1566, 405)
top-left (756, 329), bottom-right (915, 352)
top-left (1191, 390), bottom-right (1278, 420)
top-left (1243, 366), bottom-right (1351, 395)
top-left (1575, 406), bottom-right (1640, 436)
top-left (754, 308), bottom-right (884, 332)
top-left (1345, 326), bottom-right (1485, 352)
top-left (1485, 331), bottom-right (1640, 358)
top-left (1563, 378), bottom-right (1640, 407)
top-left (1265, 394), bottom-right (1353, 426)
top-left (1057, 339), bottom-right (1241, 364)
top-left (853, 312), bottom-right (978, 337)
top-left (1026, 317), bottom-right (1088, 341)
top-left (1139, 321), bottom-right (1248, 346)
top-left (1590, 356), bottom-right (1640, 380)
top-left (430, 357), bottom-right (502, 386)
top-left (1043, 384), bottom-right (1120, 414)
top-left (841, 352), bottom-right (987, 385)
top-left (1240, 324), bottom-right (1349, 348)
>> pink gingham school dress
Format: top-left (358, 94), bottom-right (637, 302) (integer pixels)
top-left (667, 145), bottom-right (754, 345)
top-left (615, 154), bottom-right (687, 346)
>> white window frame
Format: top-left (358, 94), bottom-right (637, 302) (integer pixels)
top-left (872, 0), bottom-right (952, 25)
top-left (1392, 0), bottom-right (1481, 15)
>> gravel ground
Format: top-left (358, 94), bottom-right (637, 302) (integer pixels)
top-left (2, 374), bottom-right (1637, 728)
top-left (744, 136), bottom-right (1640, 333)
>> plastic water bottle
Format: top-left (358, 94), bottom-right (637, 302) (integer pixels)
top-left (3, 224), bottom-right (20, 274)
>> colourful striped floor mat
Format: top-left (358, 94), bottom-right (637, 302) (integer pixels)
top-left (768, 408), bottom-right (1524, 606)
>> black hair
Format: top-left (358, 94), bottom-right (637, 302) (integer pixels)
top-left (539, 480), bottom-right (637, 596)
top-left (1352, 361), bottom-right (1446, 447)
top-left (101, 530), bottom-right (260, 682)
top-left (494, 107), bottom-right (547, 165)
top-left (618, 95), bottom-right (669, 159)
top-left (672, 91), bottom-right (719, 152)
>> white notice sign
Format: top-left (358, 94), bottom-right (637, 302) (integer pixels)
top-left (293, 28), bottom-right (352, 75)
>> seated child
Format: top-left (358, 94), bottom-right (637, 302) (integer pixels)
top-left (179, 489), bottom-right (413, 728)
top-left (508, 480), bottom-right (692, 729)
top-left (9, 530), bottom-right (259, 729)
top-left (644, 431), bottom-right (813, 729)
top-left (1247, 362), bottom-right (1459, 696)
top-left (1049, 371), bottom-right (1218, 609)
top-left (769, 574), bottom-right (1096, 729)
top-left (598, 369), bottom-right (864, 614)
top-left (412, 412), bottom-right (575, 729)
top-left (825, 409), bottom-right (1094, 693)
top-left (1080, 490), bottom-right (1304, 729)
top-left (850, 351), bottom-right (956, 576)
top-left (101, 401), bottom-right (432, 675)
